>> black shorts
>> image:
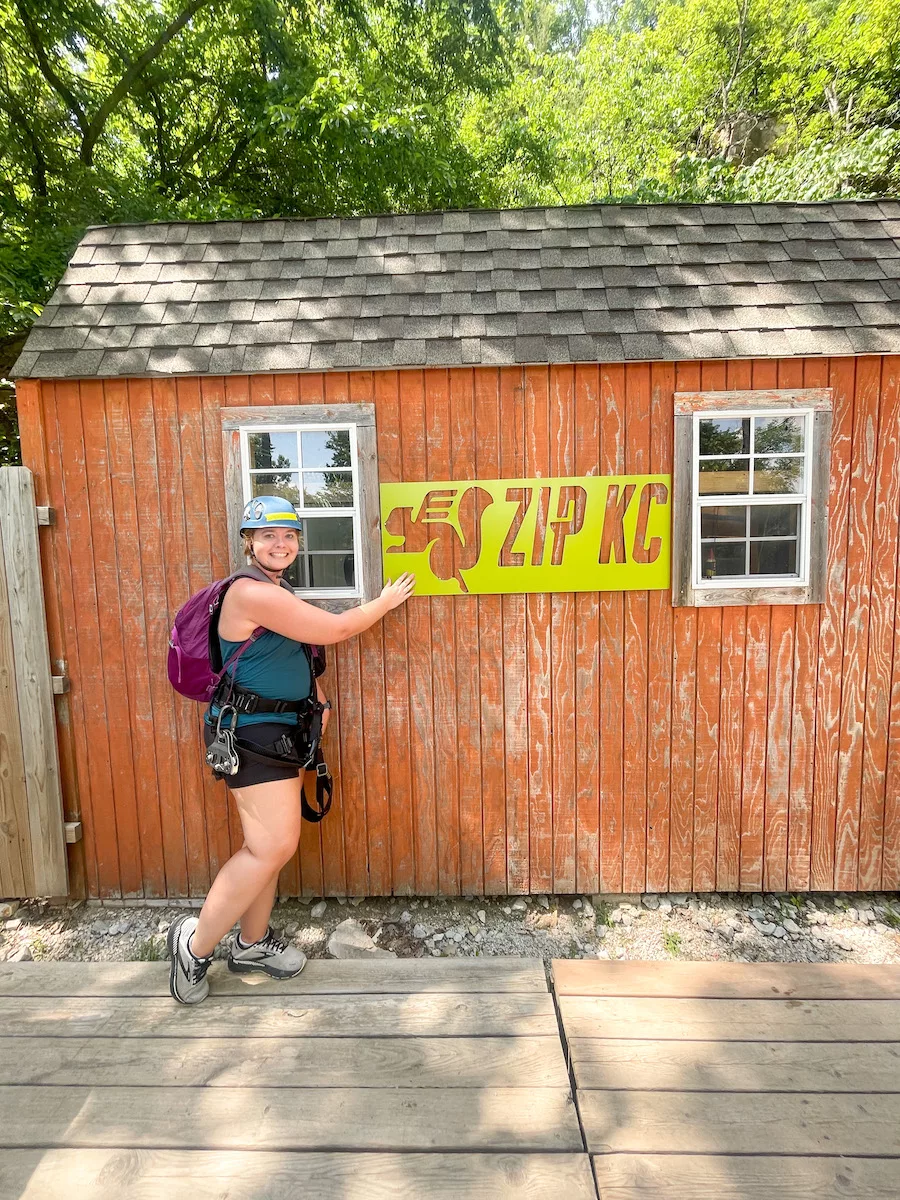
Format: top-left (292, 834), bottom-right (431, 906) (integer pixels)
top-left (204, 721), bottom-right (303, 789)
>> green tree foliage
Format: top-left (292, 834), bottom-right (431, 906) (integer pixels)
top-left (1, 0), bottom-right (898, 464)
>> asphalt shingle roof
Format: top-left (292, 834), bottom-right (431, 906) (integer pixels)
top-left (12, 200), bottom-right (900, 379)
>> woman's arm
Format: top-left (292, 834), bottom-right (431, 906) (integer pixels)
top-left (223, 573), bottom-right (415, 646)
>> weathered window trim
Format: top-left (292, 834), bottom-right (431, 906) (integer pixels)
top-left (222, 404), bottom-right (381, 614)
top-left (672, 388), bottom-right (832, 608)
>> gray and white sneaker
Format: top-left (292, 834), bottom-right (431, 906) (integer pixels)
top-left (228, 927), bottom-right (307, 979)
top-left (167, 914), bottom-right (212, 1005)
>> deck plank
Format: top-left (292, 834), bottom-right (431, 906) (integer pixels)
top-left (592, 1154), bottom-right (900, 1199)
top-left (578, 1091), bottom-right (900, 1155)
top-left (0, 1149), bottom-right (597, 1200)
top-left (558, 995), bottom-right (900, 1040)
top-left (552, 959), bottom-right (900, 998)
top-left (0, 957), bottom-right (548, 997)
top-left (0, 993), bottom-right (558, 1038)
top-left (0, 1035), bottom-right (569, 1088)
top-left (570, 1037), bottom-right (900, 1092)
top-left (0, 1085), bottom-right (582, 1152)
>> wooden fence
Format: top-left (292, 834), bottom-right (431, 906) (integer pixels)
top-left (0, 467), bottom-right (68, 898)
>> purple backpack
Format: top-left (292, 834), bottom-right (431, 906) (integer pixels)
top-left (167, 569), bottom-right (325, 702)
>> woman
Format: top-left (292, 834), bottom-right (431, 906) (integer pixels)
top-left (168, 495), bottom-right (415, 1004)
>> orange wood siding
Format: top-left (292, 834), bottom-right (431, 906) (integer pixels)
top-left (16, 356), bottom-right (900, 898)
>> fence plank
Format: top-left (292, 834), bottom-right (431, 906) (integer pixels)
top-left (0, 508), bottom-right (30, 896)
top-left (0, 467), bottom-right (66, 896)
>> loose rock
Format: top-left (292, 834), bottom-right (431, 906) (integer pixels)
top-left (310, 901), bottom-right (327, 920)
top-left (327, 918), bottom-right (396, 960)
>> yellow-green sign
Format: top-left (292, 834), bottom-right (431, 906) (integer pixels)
top-left (381, 475), bottom-right (671, 595)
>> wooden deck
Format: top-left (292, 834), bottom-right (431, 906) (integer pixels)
top-left (3, 958), bottom-right (900, 1198)
top-left (553, 960), bottom-right (900, 1199)
top-left (0, 956), bottom-right (593, 1199)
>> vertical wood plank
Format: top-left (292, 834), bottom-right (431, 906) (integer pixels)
top-left (128, 378), bottom-right (190, 898)
top-left (812, 356), bottom-right (856, 890)
top-left (425, 368), bottom-right (459, 895)
top-left (761, 359), bottom-right (802, 893)
top-left (525, 365), bottom-right (552, 894)
top-left (835, 356), bottom-right (881, 890)
top-left (0, 504), bottom-right (32, 896)
top-left (860, 357), bottom-right (898, 890)
top-left (293, 373), bottom-right (327, 896)
top-left (40, 383), bottom-right (99, 898)
top-left (11, 380), bottom-right (61, 897)
top-left (0, 468), bottom-right (67, 896)
top-left (550, 364), bottom-right (577, 892)
top-left (399, 369), bottom-right (437, 896)
top-left (55, 380), bottom-right (122, 897)
top-left (715, 359), bottom-right (752, 892)
top-left (475, 368), bottom-right (506, 895)
top-left (692, 361), bottom-right (725, 893)
top-left (669, 362), bottom-right (700, 893)
top-left (347, 372), bottom-right (391, 897)
top-left (376, 370), bottom-right (414, 895)
top-left (80, 381), bottom-right (143, 897)
top-left (501, 367), bottom-right (528, 894)
top-left (739, 360), bottom-right (777, 892)
top-left (332, 374), bottom-right (373, 897)
top-left (450, 368), bottom-right (483, 896)
top-left (598, 362), bottom-right (626, 892)
top-left (646, 362), bottom-right (675, 894)
top-left (319, 372), bottom-right (350, 897)
top-left (155, 378), bottom-right (211, 897)
top-left (574, 363), bottom-right (601, 895)
top-left (622, 362), bottom-right (650, 893)
top-left (102, 378), bottom-right (166, 897)
top-left (199, 375), bottom-right (238, 889)
top-left (784, 360), bottom-right (829, 889)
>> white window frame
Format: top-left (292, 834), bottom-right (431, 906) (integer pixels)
top-left (692, 408), bottom-right (813, 592)
top-left (239, 421), bottom-right (362, 602)
top-left (672, 389), bottom-right (832, 608)
top-left (222, 404), bottom-right (381, 613)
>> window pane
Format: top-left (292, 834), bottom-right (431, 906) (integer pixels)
top-left (308, 553), bottom-right (355, 588)
top-left (754, 457), bottom-right (803, 494)
top-left (750, 540), bottom-right (798, 576)
top-left (700, 542), bottom-right (746, 578)
top-left (303, 470), bottom-right (354, 508)
top-left (698, 459), bottom-right (750, 495)
top-left (750, 504), bottom-right (799, 537)
top-left (303, 516), bottom-right (354, 551)
top-left (755, 416), bottom-right (804, 454)
top-left (699, 417), bottom-right (750, 456)
top-left (251, 472), bottom-right (301, 507)
top-left (301, 430), bottom-right (352, 469)
top-left (281, 556), bottom-right (306, 588)
top-left (248, 431), bottom-right (298, 470)
top-left (700, 506), bottom-right (747, 539)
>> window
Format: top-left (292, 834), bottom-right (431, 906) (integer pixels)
top-left (243, 424), bottom-right (359, 596)
top-left (672, 389), bottom-right (832, 607)
top-left (222, 404), bottom-right (380, 611)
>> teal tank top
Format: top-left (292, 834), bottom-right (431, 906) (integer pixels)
top-left (208, 630), bottom-right (313, 728)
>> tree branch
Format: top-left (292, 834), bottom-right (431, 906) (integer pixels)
top-left (0, 92), bottom-right (48, 198)
top-left (12, 0), bottom-right (90, 139)
top-left (80, 0), bottom-right (218, 165)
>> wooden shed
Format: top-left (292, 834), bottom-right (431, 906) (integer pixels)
top-left (8, 199), bottom-right (900, 902)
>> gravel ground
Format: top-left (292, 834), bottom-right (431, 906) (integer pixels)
top-left (2, 890), bottom-right (899, 966)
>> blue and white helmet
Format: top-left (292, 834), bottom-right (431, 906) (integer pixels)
top-left (240, 494), bottom-right (302, 533)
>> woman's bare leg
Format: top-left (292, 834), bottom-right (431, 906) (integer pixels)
top-left (237, 871), bottom-right (280, 945)
top-left (190, 774), bottom-right (303, 958)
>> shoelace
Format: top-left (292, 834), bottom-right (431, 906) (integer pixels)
top-left (257, 929), bottom-right (287, 956)
top-left (188, 954), bottom-right (211, 984)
